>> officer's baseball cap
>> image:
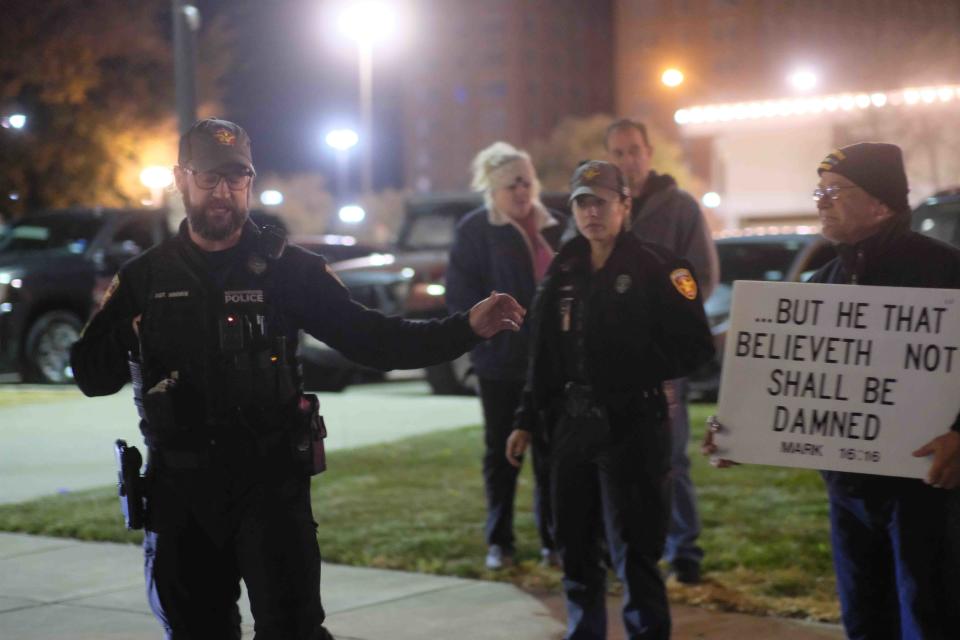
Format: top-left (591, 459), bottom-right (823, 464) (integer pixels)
top-left (178, 118), bottom-right (256, 175)
top-left (569, 160), bottom-right (630, 204)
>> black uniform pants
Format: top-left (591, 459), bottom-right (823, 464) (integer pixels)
top-left (479, 377), bottom-right (553, 553)
top-left (550, 402), bottom-right (672, 640)
top-left (144, 461), bottom-right (332, 640)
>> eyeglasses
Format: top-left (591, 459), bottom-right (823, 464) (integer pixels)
top-left (812, 185), bottom-right (858, 202)
top-left (185, 168), bottom-right (253, 191)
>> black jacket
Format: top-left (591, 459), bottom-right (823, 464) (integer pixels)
top-left (71, 219), bottom-right (480, 434)
top-left (515, 231), bottom-right (714, 434)
top-left (445, 205), bottom-right (565, 381)
top-left (809, 214), bottom-right (960, 495)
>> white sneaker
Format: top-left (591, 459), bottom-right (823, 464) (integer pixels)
top-left (485, 544), bottom-right (513, 570)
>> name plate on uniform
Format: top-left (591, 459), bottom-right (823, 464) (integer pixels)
top-left (715, 280), bottom-right (960, 478)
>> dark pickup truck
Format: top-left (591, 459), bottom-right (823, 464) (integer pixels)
top-left (0, 207), bottom-right (173, 382)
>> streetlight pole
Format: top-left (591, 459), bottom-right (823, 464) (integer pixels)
top-left (337, 2), bottom-right (396, 195)
top-left (358, 40), bottom-right (374, 195)
top-left (173, 0), bottom-right (200, 134)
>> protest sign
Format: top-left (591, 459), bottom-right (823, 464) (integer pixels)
top-left (715, 280), bottom-right (960, 478)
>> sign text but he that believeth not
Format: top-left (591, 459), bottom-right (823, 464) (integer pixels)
top-left (716, 281), bottom-right (959, 479)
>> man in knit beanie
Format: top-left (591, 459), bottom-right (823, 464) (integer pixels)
top-left (709, 141), bottom-right (960, 638)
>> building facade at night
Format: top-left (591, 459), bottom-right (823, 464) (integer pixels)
top-left (614, 0), bottom-right (960, 225)
top-left (400, 0), bottom-right (614, 192)
top-left (399, 0), bottom-right (960, 223)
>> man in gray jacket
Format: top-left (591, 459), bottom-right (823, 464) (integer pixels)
top-left (605, 118), bottom-right (719, 584)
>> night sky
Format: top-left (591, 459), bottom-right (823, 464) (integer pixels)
top-left (204, 0), bottom-right (405, 189)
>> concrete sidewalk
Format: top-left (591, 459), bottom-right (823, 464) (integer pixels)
top-left (0, 532), bottom-right (845, 640)
top-left (0, 532), bottom-right (562, 640)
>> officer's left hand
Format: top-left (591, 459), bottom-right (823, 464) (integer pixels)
top-left (912, 431), bottom-right (960, 489)
top-left (469, 291), bottom-right (525, 338)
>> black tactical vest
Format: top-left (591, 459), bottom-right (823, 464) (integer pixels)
top-left (136, 228), bottom-right (298, 444)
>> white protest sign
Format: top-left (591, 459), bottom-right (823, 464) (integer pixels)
top-left (715, 281), bottom-right (960, 478)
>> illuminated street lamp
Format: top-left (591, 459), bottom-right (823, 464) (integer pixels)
top-left (337, 2), bottom-right (397, 194)
top-left (788, 68), bottom-right (818, 92)
top-left (661, 68), bottom-right (684, 88)
top-left (260, 190), bottom-right (284, 206)
top-left (702, 192), bottom-right (722, 209)
top-left (325, 128), bottom-right (359, 199)
top-left (1, 113), bottom-right (27, 129)
top-left (140, 166), bottom-right (174, 208)
top-left (325, 128), bottom-right (359, 151)
top-left (338, 204), bottom-right (366, 224)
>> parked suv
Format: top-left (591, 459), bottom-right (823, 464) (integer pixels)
top-left (0, 208), bottom-right (173, 382)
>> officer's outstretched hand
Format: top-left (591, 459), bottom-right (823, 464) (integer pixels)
top-left (469, 291), bottom-right (525, 338)
top-left (506, 429), bottom-right (531, 468)
top-left (701, 416), bottom-right (739, 469)
top-left (912, 430), bottom-right (960, 490)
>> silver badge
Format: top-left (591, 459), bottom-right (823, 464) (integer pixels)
top-left (614, 274), bottom-right (631, 294)
top-left (248, 254), bottom-right (267, 275)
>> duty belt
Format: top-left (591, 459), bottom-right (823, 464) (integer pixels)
top-left (562, 381), bottom-right (664, 418)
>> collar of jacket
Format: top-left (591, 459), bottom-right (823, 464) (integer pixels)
top-left (486, 201), bottom-right (559, 231)
top-left (835, 212), bottom-right (911, 280)
top-left (551, 230), bottom-right (633, 275)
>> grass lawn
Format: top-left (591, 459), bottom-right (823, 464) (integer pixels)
top-left (0, 403), bottom-right (839, 621)
top-left (0, 386), bottom-right (82, 407)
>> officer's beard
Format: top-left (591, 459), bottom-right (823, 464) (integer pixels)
top-left (183, 195), bottom-right (248, 242)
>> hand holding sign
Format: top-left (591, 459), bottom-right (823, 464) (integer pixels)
top-left (700, 416), bottom-right (739, 468)
top-left (912, 431), bottom-right (960, 489)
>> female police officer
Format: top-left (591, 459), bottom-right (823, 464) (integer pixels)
top-left (506, 160), bottom-right (714, 640)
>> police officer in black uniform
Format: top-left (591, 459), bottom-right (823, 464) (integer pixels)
top-left (70, 118), bottom-right (525, 640)
top-left (506, 161), bottom-right (714, 640)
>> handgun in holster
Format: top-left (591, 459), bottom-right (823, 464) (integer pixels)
top-left (114, 439), bottom-right (145, 530)
top-left (294, 394), bottom-right (327, 476)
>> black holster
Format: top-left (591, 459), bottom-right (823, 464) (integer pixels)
top-left (292, 394), bottom-right (327, 476)
top-left (114, 439), bottom-right (145, 530)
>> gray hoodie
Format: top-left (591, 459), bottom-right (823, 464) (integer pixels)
top-left (629, 171), bottom-right (719, 300)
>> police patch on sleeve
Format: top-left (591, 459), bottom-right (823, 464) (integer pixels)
top-left (669, 268), bottom-right (698, 300)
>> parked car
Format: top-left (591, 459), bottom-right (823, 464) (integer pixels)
top-left (911, 187), bottom-right (960, 245)
top-left (0, 207), bottom-right (173, 383)
top-left (331, 192), bottom-right (571, 395)
top-left (688, 230), bottom-right (836, 400)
